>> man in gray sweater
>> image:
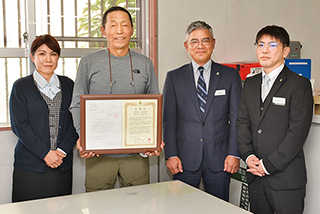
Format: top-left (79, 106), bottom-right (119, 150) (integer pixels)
top-left (69, 6), bottom-right (160, 192)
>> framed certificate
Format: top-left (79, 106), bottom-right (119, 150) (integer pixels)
top-left (80, 94), bottom-right (162, 154)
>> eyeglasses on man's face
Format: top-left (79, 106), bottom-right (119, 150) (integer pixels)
top-left (189, 38), bottom-right (213, 48)
top-left (254, 42), bottom-right (285, 51)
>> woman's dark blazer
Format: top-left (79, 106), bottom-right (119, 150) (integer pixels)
top-left (10, 74), bottom-right (78, 173)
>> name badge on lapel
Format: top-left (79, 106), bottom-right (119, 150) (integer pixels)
top-left (272, 97), bottom-right (286, 106)
top-left (214, 89), bottom-right (226, 96)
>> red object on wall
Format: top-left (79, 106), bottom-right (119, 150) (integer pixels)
top-left (222, 61), bottom-right (262, 80)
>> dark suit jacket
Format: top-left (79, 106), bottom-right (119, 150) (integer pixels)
top-left (10, 75), bottom-right (78, 173)
top-left (237, 65), bottom-right (313, 190)
top-left (163, 61), bottom-right (241, 172)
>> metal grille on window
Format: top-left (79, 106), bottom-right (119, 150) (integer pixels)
top-left (0, 0), bottom-right (142, 124)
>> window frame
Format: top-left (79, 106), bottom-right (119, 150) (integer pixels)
top-left (0, 0), bottom-right (158, 130)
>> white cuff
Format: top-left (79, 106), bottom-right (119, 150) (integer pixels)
top-left (139, 153), bottom-right (148, 158)
top-left (57, 148), bottom-right (67, 156)
top-left (260, 159), bottom-right (270, 175)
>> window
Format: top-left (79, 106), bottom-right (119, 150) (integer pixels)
top-left (0, 0), bottom-right (156, 125)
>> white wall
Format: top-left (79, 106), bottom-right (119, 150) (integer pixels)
top-left (304, 122), bottom-right (320, 214)
top-left (158, 0), bottom-right (320, 91)
top-left (0, 131), bottom-right (16, 204)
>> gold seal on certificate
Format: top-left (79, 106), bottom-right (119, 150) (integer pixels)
top-left (80, 94), bottom-right (162, 154)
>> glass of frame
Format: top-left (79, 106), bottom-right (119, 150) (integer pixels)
top-left (80, 94), bottom-right (162, 154)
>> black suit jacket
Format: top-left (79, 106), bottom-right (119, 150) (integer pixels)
top-left (237, 65), bottom-right (313, 190)
top-left (163, 61), bottom-right (242, 172)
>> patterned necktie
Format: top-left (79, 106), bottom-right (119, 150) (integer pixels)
top-left (261, 74), bottom-right (271, 102)
top-left (197, 67), bottom-right (207, 118)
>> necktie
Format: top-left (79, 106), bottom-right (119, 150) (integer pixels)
top-left (261, 74), bottom-right (271, 102)
top-left (197, 67), bottom-right (207, 118)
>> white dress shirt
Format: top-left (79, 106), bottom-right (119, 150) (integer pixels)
top-left (192, 60), bottom-right (211, 91)
top-left (33, 70), bottom-right (61, 99)
top-left (261, 63), bottom-right (284, 99)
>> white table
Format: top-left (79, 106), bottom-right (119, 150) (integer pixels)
top-left (0, 180), bottom-right (251, 213)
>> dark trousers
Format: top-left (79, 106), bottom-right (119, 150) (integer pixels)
top-left (12, 167), bottom-right (72, 203)
top-left (249, 176), bottom-right (305, 214)
top-left (173, 157), bottom-right (231, 201)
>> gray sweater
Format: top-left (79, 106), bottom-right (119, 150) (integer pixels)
top-left (70, 48), bottom-right (159, 157)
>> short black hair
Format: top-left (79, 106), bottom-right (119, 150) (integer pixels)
top-left (255, 25), bottom-right (290, 47)
top-left (102, 6), bottom-right (133, 28)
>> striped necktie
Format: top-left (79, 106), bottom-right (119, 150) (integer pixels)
top-left (261, 74), bottom-right (271, 102)
top-left (197, 66), bottom-right (207, 118)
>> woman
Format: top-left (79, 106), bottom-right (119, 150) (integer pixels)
top-left (9, 34), bottom-right (78, 202)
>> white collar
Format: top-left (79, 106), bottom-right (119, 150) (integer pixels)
top-left (33, 70), bottom-right (60, 99)
top-left (262, 63), bottom-right (284, 85)
top-left (192, 60), bottom-right (212, 75)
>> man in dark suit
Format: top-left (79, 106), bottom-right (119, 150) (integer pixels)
top-left (237, 25), bottom-right (313, 214)
top-left (163, 20), bottom-right (242, 201)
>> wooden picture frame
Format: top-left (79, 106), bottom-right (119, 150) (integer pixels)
top-left (80, 94), bottom-right (162, 154)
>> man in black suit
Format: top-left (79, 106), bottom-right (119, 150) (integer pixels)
top-left (237, 25), bottom-right (313, 214)
top-left (163, 21), bottom-right (241, 201)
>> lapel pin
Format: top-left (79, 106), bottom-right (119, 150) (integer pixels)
top-left (216, 72), bottom-right (219, 75)
top-left (280, 79), bottom-right (283, 82)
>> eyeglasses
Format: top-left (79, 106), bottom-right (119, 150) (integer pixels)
top-left (254, 42), bottom-right (284, 50)
top-left (189, 38), bottom-right (213, 48)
